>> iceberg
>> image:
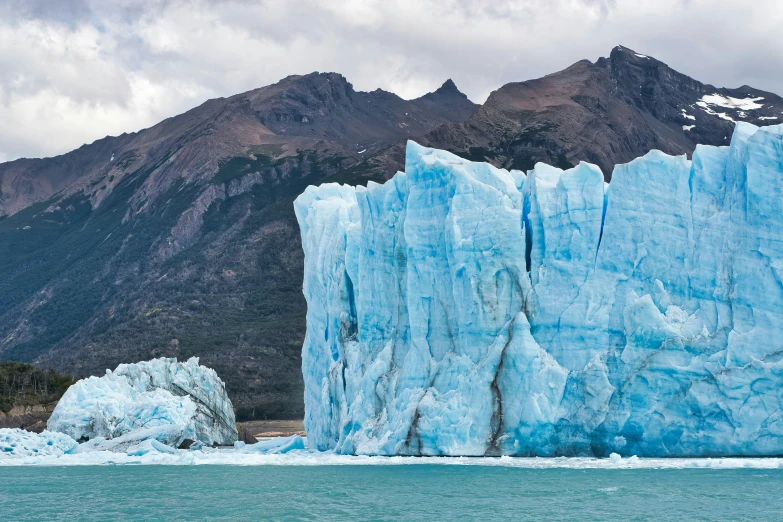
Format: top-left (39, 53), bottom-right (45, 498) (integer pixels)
top-left (47, 357), bottom-right (237, 448)
top-left (295, 123), bottom-right (783, 457)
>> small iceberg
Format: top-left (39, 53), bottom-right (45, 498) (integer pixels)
top-left (48, 357), bottom-right (238, 448)
top-left (1, 357), bottom-right (245, 462)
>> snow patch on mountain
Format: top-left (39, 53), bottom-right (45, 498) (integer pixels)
top-left (699, 94), bottom-right (764, 111)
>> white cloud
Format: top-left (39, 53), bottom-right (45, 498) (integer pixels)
top-left (0, 0), bottom-right (781, 161)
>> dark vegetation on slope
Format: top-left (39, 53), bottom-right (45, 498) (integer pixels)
top-left (0, 362), bottom-right (74, 413)
top-left (0, 47), bottom-right (781, 419)
top-left (0, 150), bottom-right (355, 420)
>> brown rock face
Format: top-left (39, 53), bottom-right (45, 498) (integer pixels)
top-left (0, 403), bottom-right (57, 433)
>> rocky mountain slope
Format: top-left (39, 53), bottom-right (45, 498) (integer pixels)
top-left (348, 45), bottom-right (783, 183)
top-left (0, 73), bottom-right (477, 419)
top-left (1, 46), bottom-right (781, 419)
top-left (0, 72), bottom-right (476, 218)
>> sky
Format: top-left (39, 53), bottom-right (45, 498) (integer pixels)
top-left (0, 0), bottom-right (782, 162)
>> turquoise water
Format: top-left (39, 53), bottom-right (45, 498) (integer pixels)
top-left (1, 465), bottom-right (782, 520)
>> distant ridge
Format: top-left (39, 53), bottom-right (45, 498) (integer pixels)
top-left (345, 45), bottom-right (783, 184)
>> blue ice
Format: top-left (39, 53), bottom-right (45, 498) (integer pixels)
top-left (295, 123), bottom-right (783, 457)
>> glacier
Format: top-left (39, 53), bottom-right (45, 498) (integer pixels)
top-left (47, 357), bottom-right (238, 448)
top-left (295, 122), bottom-right (783, 457)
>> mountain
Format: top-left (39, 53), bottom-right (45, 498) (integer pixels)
top-left (0, 73), bottom-right (477, 217)
top-left (347, 45), bottom-right (783, 183)
top-left (1, 46), bottom-right (781, 420)
top-left (0, 73), bottom-right (477, 420)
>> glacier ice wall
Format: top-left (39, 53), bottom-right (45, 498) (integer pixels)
top-left (295, 123), bottom-right (783, 457)
top-left (48, 357), bottom-right (237, 448)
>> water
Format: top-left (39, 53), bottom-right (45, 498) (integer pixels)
top-left (2, 465), bottom-right (782, 520)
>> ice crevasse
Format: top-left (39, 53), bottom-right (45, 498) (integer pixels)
top-left (295, 122), bottom-right (783, 457)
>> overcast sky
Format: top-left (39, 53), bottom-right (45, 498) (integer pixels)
top-left (0, 0), bottom-right (781, 162)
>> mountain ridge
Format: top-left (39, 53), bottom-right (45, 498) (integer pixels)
top-left (342, 45), bottom-right (783, 185)
top-left (0, 73), bottom-right (477, 218)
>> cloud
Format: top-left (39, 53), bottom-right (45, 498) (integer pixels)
top-left (0, 0), bottom-right (781, 161)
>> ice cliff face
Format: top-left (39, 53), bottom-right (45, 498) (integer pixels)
top-left (295, 123), bottom-right (783, 457)
top-left (48, 357), bottom-right (237, 448)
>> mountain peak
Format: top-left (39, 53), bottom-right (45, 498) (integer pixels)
top-left (410, 79), bottom-right (477, 121)
top-left (611, 45), bottom-right (645, 58)
top-left (418, 78), bottom-right (473, 103)
top-left (293, 71), bottom-right (354, 93)
top-left (607, 45), bottom-right (661, 66)
top-left (435, 79), bottom-right (460, 94)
